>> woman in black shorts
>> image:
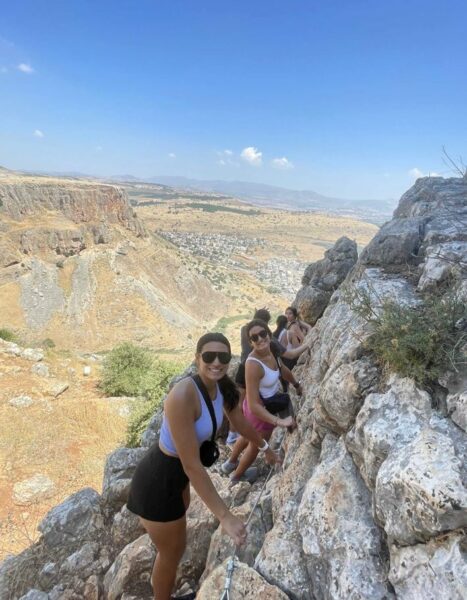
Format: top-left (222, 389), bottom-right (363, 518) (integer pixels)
top-left (127, 332), bottom-right (280, 600)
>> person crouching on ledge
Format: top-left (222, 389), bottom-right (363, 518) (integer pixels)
top-left (127, 332), bottom-right (281, 600)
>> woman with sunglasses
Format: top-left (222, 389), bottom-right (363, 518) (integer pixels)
top-left (127, 332), bottom-right (281, 600)
top-left (225, 320), bottom-right (296, 483)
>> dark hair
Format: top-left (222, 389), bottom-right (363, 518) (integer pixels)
top-left (195, 332), bottom-right (239, 412)
top-left (254, 308), bottom-right (271, 323)
top-left (246, 319), bottom-right (272, 339)
top-left (286, 306), bottom-right (299, 319)
top-left (273, 315), bottom-right (288, 339)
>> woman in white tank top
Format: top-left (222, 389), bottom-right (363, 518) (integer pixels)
top-left (226, 319), bottom-right (297, 483)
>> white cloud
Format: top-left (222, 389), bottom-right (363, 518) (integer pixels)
top-left (168, 152), bottom-right (176, 158)
top-left (271, 156), bottom-right (294, 170)
top-left (241, 146), bottom-right (262, 166)
top-left (224, 149), bottom-right (233, 156)
top-left (409, 167), bottom-right (440, 179)
top-left (218, 159), bottom-right (227, 166)
top-left (18, 63), bottom-right (34, 74)
top-left (33, 129), bottom-right (44, 138)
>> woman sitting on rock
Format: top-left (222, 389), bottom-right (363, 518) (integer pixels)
top-left (127, 332), bottom-right (281, 600)
top-left (223, 320), bottom-right (299, 483)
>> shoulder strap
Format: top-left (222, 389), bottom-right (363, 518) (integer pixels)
top-left (192, 375), bottom-right (217, 442)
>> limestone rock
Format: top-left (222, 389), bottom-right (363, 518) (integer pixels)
top-left (21, 348), bottom-right (45, 361)
top-left (200, 499), bottom-right (272, 584)
top-left (38, 488), bottom-right (104, 551)
top-left (111, 504), bottom-right (146, 554)
top-left (375, 429), bottom-right (467, 545)
top-left (447, 390), bottom-right (467, 432)
top-left (197, 559), bottom-right (289, 600)
top-left (9, 394), bottom-right (34, 408)
top-left (297, 435), bottom-right (392, 599)
top-left (346, 376), bottom-right (433, 489)
top-left (389, 531), bottom-right (467, 600)
top-left (418, 241), bottom-right (467, 291)
top-left (31, 363), bottom-right (50, 377)
top-left (102, 447), bottom-right (147, 511)
top-left (13, 474), bottom-right (56, 505)
top-left (294, 236), bottom-right (357, 324)
top-left (18, 590), bottom-right (49, 600)
top-left (46, 380), bottom-right (69, 398)
top-left (103, 534), bottom-right (155, 600)
top-left (318, 357), bottom-right (379, 432)
top-left (256, 435), bottom-right (320, 599)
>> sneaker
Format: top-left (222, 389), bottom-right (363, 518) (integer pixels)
top-left (221, 459), bottom-right (239, 474)
top-left (226, 431), bottom-right (240, 445)
top-left (230, 466), bottom-right (258, 484)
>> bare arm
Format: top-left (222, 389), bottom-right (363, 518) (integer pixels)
top-left (282, 339), bottom-right (309, 359)
top-left (245, 361), bottom-right (293, 428)
top-left (166, 380), bottom-right (246, 543)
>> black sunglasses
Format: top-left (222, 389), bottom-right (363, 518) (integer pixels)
top-left (249, 330), bottom-right (269, 343)
top-left (201, 351), bottom-right (231, 364)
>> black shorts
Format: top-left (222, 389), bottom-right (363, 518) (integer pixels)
top-left (127, 445), bottom-right (189, 522)
top-left (235, 362), bottom-right (246, 388)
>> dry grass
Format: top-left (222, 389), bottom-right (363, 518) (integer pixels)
top-left (0, 352), bottom-right (126, 560)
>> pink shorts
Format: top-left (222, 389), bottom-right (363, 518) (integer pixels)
top-left (243, 397), bottom-right (275, 433)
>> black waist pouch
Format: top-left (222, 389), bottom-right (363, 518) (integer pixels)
top-left (199, 440), bottom-right (220, 467)
top-left (192, 374), bottom-right (220, 468)
top-left (262, 392), bottom-right (290, 415)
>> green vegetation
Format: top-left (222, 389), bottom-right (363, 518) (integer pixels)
top-left (0, 328), bottom-right (17, 342)
top-left (100, 342), bottom-right (182, 447)
top-left (183, 202), bottom-right (260, 216)
top-left (346, 285), bottom-right (467, 386)
top-left (214, 314), bottom-right (249, 333)
top-left (42, 338), bottom-right (56, 349)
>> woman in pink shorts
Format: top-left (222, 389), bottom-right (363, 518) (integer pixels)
top-left (225, 319), bottom-right (297, 482)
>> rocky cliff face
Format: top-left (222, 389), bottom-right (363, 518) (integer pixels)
top-left (0, 177), bottom-right (145, 237)
top-left (0, 174), bottom-right (236, 352)
top-left (1, 177), bottom-right (466, 600)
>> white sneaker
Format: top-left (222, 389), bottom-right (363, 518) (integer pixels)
top-left (221, 459), bottom-right (239, 475)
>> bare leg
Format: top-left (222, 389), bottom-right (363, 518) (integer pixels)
top-left (232, 430), bottom-right (272, 479)
top-left (140, 484), bottom-right (190, 600)
top-left (229, 435), bottom-right (249, 462)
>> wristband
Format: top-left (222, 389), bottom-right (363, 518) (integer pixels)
top-left (258, 439), bottom-right (269, 453)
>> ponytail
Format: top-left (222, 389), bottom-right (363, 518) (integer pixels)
top-left (218, 374), bottom-right (239, 412)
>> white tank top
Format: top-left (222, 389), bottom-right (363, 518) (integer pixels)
top-left (159, 378), bottom-right (224, 456)
top-left (246, 356), bottom-right (280, 398)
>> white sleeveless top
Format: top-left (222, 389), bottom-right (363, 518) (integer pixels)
top-left (159, 378), bottom-right (224, 456)
top-left (246, 356), bottom-right (280, 398)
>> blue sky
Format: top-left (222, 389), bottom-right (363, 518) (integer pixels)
top-left (1, 0), bottom-right (466, 201)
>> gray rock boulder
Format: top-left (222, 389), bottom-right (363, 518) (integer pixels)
top-left (103, 534), bottom-right (155, 600)
top-left (102, 447), bottom-right (147, 511)
top-left (18, 590), bottom-right (49, 600)
top-left (389, 531), bottom-right (467, 600)
top-left (346, 376), bottom-right (433, 489)
top-left (197, 559), bottom-right (289, 600)
top-left (38, 488), bottom-right (104, 551)
top-left (297, 435), bottom-right (392, 600)
top-left (447, 390), bottom-right (467, 432)
top-left (13, 474), bottom-right (56, 505)
top-left (375, 429), bottom-right (467, 545)
top-left (294, 236), bottom-right (357, 324)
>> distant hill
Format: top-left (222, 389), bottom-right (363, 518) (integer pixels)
top-left (148, 176), bottom-right (396, 224)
